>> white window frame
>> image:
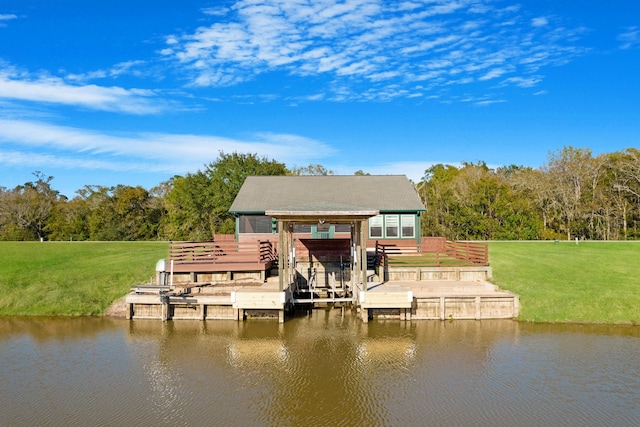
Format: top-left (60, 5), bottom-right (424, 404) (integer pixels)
top-left (369, 215), bottom-right (383, 238)
top-left (401, 214), bottom-right (415, 238)
top-left (369, 214), bottom-right (417, 239)
top-left (385, 215), bottom-right (399, 238)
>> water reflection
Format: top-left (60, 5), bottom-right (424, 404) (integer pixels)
top-left (1, 314), bottom-right (638, 426)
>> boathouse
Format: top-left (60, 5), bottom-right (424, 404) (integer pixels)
top-left (127, 175), bottom-right (519, 322)
top-left (230, 175), bottom-right (425, 290)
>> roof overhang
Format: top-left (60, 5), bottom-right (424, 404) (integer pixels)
top-left (265, 210), bottom-right (379, 223)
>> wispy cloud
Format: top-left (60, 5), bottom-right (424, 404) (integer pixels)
top-left (162, 0), bottom-right (586, 102)
top-left (0, 13), bottom-right (17, 27)
top-left (0, 119), bottom-right (337, 174)
top-left (65, 60), bottom-right (149, 82)
top-left (0, 66), bottom-right (166, 114)
top-left (531, 17), bottom-right (549, 27)
top-left (618, 26), bottom-right (639, 50)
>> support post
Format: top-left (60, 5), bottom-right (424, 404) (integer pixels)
top-left (359, 220), bottom-right (367, 286)
top-left (161, 294), bottom-right (170, 321)
top-left (278, 220), bottom-right (285, 291)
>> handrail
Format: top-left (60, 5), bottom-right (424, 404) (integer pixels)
top-left (169, 240), bottom-right (277, 265)
top-left (374, 238), bottom-right (488, 267)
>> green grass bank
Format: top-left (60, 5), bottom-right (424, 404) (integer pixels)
top-left (0, 242), bottom-right (167, 316)
top-left (488, 241), bottom-right (640, 325)
top-left (0, 241), bottom-right (638, 324)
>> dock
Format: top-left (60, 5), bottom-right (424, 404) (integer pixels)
top-left (126, 236), bottom-right (518, 323)
top-left (126, 271), bottom-right (519, 323)
top-left (359, 280), bottom-right (518, 323)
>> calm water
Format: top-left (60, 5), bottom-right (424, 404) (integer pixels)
top-left (1, 312), bottom-right (639, 426)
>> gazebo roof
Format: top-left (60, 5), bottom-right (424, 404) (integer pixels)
top-left (229, 175), bottom-right (425, 216)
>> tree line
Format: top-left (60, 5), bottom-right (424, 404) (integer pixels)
top-left (1, 148), bottom-right (639, 242)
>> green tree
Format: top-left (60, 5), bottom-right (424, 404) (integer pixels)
top-left (419, 163), bottom-right (541, 240)
top-left (162, 173), bottom-right (214, 241)
top-left (419, 164), bottom-right (460, 238)
top-left (0, 172), bottom-right (60, 240)
top-left (47, 197), bottom-right (90, 241)
top-left (163, 152), bottom-right (288, 240)
top-left (86, 185), bottom-right (161, 240)
top-left (289, 164), bottom-right (335, 176)
top-left (205, 152), bottom-right (288, 235)
top-left (543, 147), bottom-right (598, 240)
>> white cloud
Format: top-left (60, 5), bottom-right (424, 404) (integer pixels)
top-left (531, 17), bottom-right (549, 27)
top-left (478, 68), bottom-right (511, 81)
top-left (163, 0), bottom-right (586, 102)
top-left (499, 76), bottom-right (542, 88)
top-left (0, 13), bottom-right (17, 27)
top-left (0, 68), bottom-right (165, 114)
top-left (66, 60), bottom-right (148, 82)
top-left (0, 119), bottom-right (337, 174)
top-left (201, 7), bottom-right (230, 16)
top-left (618, 26), bottom-right (639, 50)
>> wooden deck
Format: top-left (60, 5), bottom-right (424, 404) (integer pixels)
top-left (358, 280), bottom-right (518, 322)
top-left (126, 275), bottom-right (518, 323)
top-left (131, 237), bottom-right (515, 323)
top-left (126, 276), bottom-right (288, 321)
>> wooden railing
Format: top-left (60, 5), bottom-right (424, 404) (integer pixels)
top-left (168, 240), bottom-right (277, 272)
top-left (374, 238), bottom-right (488, 267)
top-left (443, 240), bottom-right (488, 266)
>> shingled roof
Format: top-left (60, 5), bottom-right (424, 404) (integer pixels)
top-left (229, 175), bottom-right (425, 214)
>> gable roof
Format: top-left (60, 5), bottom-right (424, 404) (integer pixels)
top-left (229, 175), bottom-right (425, 214)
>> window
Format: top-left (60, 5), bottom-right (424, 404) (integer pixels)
top-left (385, 215), bottom-right (399, 238)
top-left (294, 224), bottom-right (312, 233)
top-left (369, 215), bottom-right (383, 238)
top-left (401, 215), bottom-right (415, 238)
top-left (334, 224), bottom-right (351, 233)
top-left (238, 215), bottom-right (273, 233)
top-left (369, 214), bottom-right (417, 239)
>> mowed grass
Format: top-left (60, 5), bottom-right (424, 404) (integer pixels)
top-left (0, 242), bottom-right (167, 316)
top-left (488, 241), bottom-right (640, 324)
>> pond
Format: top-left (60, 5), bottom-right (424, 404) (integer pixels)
top-left (1, 311), bottom-right (638, 426)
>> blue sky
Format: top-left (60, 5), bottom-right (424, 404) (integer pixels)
top-left (1, 0), bottom-right (639, 198)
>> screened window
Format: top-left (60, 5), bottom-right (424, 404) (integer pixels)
top-left (334, 224), bottom-right (351, 233)
top-left (238, 215), bottom-right (273, 233)
top-left (401, 215), bottom-right (415, 238)
top-left (369, 215), bottom-right (383, 238)
top-left (294, 224), bottom-right (312, 233)
top-left (385, 215), bottom-right (399, 238)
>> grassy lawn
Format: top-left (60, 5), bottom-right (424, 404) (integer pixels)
top-left (0, 242), bottom-right (167, 316)
top-left (488, 241), bottom-right (640, 325)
